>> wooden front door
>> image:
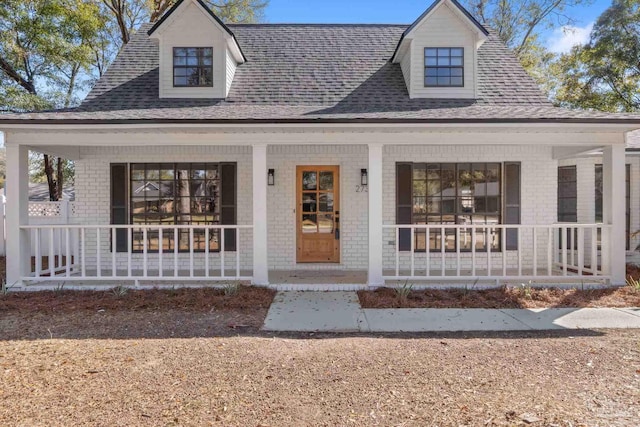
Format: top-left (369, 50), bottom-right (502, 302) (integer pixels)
top-left (296, 166), bottom-right (340, 263)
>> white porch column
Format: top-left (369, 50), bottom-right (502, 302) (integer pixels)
top-left (368, 143), bottom-right (384, 286)
top-left (5, 142), bottom-right (30, 288)
top-left (602, 143), bottom-right (626, 284)
top-left (252, 144), bottom-right (269, 285)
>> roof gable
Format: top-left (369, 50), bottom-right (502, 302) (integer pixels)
top-left (392, 0), bottom-right (488, 62)
top-left (147, 0), bottom-right (246, 62)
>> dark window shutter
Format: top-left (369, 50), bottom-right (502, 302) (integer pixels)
top-left (396, 163), bottom-right (413, 251)
top-left (110, 163), bottom-right (128, 252)
top-left (504, 162), bottom-right (521, 250)
top-left (220, 163), bottom-right (237, 251)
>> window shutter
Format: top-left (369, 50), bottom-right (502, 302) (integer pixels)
top-left (396, 163), bottom-right (412, 251)
top-left (110, 163), bottom-right (128, 252)
top-left (220, 163), bottom-right (237, 251)
top-left (504, 162), bottom-right (521, 250)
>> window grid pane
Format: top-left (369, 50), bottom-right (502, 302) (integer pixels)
top-left (173, 47), bottom-right (213, 87)
top-left (410, 163), bottom-right (502, 252)
top-left (130, 163), bottom-right (222, 252)
top-left (424, 47), bottom-right (464, 87)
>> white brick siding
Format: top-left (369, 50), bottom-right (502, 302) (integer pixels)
top-left (73, 143), bottom-right (563, 273)
top-left (267, 145), bottom-right (368, 270)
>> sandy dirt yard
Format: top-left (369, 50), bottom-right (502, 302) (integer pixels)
top-left (1, 306), bottom-right (639, 426)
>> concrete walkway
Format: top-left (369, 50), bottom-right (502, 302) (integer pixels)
top-left (262, 291), bottom-right (640, 332)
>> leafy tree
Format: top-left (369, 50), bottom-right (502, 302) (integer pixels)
top-left (103, 0), bottom-right (268, 48)
top-left (552, 0), bottom-right (640, 112)
top-left (0, 0), bottom-right (104, 199)
top-left (464, 0), bottom-right (592, 87)
top-left (147, 0), bottom-right (267, 23)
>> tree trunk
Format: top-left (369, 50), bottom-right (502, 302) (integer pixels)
top-left (56, 158), bottom-right (64, 200)
top-left (44, 154), bottom-right (58, 201)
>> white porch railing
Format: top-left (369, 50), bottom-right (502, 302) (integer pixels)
top-left (1, 199), bottom-right (76, 256)
top-left (382, 224), bottom-right (610, 281)
top-left (19, 224), bottom-right (253, 282)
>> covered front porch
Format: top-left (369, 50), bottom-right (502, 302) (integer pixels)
top-left (2, 124), bottom-right (630, 289)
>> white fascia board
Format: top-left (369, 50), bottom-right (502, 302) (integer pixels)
top-left (5, 126), bottom-right (635, 149)
top-left (225, 34), bottom-right (245, 64)
top-left (1, 122), bottom-right (639, 132)
top-left (392, 39), bottom-right (411, 64)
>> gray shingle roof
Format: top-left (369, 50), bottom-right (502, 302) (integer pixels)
top-left (83, 22), bottom-right (550, 109)
top-left (1, 22), bottom-right (640, 123)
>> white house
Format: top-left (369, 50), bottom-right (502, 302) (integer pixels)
top-left (1, 0), bottom-right (639, 289)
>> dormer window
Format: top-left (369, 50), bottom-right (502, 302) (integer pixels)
top-left (424, 47), bottom-right (464, 87)
top-left (173, 47), bottom-right (213, 87)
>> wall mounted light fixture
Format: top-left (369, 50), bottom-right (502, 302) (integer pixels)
top-left (361, 169), bottom-right (368, 186)
top-left (268, 168), bottom-right (275, 186)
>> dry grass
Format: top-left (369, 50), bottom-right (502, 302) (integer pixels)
top-left (359, 264), bottom-right (640, 309)
top-left (0, 257), bottom-right (639, 425)
top-left (358, 285), bottom-right (640, 309)
top-left (0, 286), bottom-right (275, 313)
top-left (0, 316), bottom-right (638, 426)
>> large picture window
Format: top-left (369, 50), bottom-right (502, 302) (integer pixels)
top-left (397, 163), bottom-right (502, 252)
top-left (129, 163), bottom-right (235, 252)
top-left (173, 47), bottom-right (213, 87)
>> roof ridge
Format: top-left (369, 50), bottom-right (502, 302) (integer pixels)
top-left (226, 23), bottom-right (410, 27)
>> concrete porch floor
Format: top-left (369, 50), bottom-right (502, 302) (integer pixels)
top-left (268, 270), bottom-right (368, 285)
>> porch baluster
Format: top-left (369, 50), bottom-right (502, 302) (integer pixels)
top-left (547, 227), bottom-right (552, 276)
top-left (159, 228), bottom-right (163, 278)
top-left (517, 227), bottom-right (522, 277)
top-left (235, 227), bottom-right (240, 278)
top-left (561, 226), bottom-right (568, 276)
top-left (502, 225), bottom-right (507, 277)
top-left (95, 228), bottom-right (101, 277)
top-left (143, 228), bottom-right (148, 277)
top-left (189, 228), bottom-right (194, 277)
top-left (471, 227), bottom-right (476, 276)
top-left (81, 228), bottom-right (86, 277)
top-left (440, 226), bottom-right (445, 277)
top-left (455, 227), bottom-right (460, 277)
top-left (173, 228), bottom-right (178, 277)
top-left (578, 226), bottom-right (585, 276)
top-left (127, 228), bottom-right (132, 278)
top-left (486, 226), bottom-right (491, 276)
top-left (48, 228), bottom-right (55, 277)
top-left (220, 227), bottom-right (225, 278)
top-left (532, 227), bottom-right (537, 277)
top-left (111, 226), bottom-right (116, 277)
top-left (410, 227), bottom-right (415, 277)
top-left (35, 229), bottom-right (41, 278)
top-left (66, 228), bottom-right (71, 277)
top-left (204, 228), bottom-right (209, 277)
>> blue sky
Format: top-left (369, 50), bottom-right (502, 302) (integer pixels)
top-left (265, 0), bottom-right (612, 53)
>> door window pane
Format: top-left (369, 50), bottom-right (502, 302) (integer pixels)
top-left (319, 172), bottom-right (333, 190)
top-left (302, 172), bottom-right (317, 190)
top-left (302, 214), bottom-right (318, 233)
